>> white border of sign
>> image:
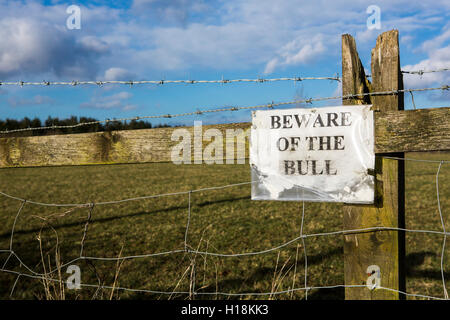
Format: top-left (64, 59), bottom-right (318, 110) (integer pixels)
top-left (250, 105), bottom-right (375, 204)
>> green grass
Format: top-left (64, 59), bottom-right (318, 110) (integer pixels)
top-left (0, 152), bottom-right (448, 300)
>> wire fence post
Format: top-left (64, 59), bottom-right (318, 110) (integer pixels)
top-left (342, 29), bottom-right (406, 300)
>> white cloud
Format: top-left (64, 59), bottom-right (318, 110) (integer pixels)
top-left (0, 2), bottom-right (115, 80)
top-left (120, 0), bottom-right (450, 74)
top-left (401, 24), bottom-right (450, 101)
top-left (0, 0), bottom-right (449, 81)
top-left (264, 35), bottom-right (327, 74)
top-left (79, 36), bottom-right (110, 54)
top-left (8, 94), bottom-right (54, 107)
top-left (128, 22), bottom-right (277, 70)
top-left (402, 28), bottom-right (450, 89)
top-left (263, 59), bottom-right (279, 75)
top-left (0, 17), bottom-right (110, 79)
top-left (80, 91), bottom-right (135, 110)
top-left (103, 67), bottom-right (136, 81)
top-left (131, 0), bottom-right (211, 26)
top-left (122, 104), bottom-right (138, 111)
top-left (420, 26), bottom-right (450, 52)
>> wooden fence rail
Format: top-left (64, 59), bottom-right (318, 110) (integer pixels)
top-left (0, 108), bottom-right (448, 168)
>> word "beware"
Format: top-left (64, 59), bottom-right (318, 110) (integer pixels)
top-left (271, 112), bottom-right (352, 129)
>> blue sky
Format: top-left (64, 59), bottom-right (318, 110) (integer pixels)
top-left (0, 0), bottom-right (449, 126)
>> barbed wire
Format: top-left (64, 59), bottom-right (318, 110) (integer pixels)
top-left (0, 68), bottom-right (447, 87)
top-left (0, 76), bottom-right (341, 87)
top-left (0, 85), bottom-right (448, 135)
top-left (0, 156), bottom-right (447, 299)
top-left (402, 68), bottom-right (450, 76)
top-left (366, 67), bottom-right (450, 78)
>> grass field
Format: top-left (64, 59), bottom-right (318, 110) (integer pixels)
top-left (0, 152), bottom-right (448, 300)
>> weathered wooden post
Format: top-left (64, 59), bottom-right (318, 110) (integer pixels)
top-left (342, 30), bottom-right (405, 299)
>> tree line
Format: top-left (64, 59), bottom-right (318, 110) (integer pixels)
top-left (0, 116), bottom-right (177, 137)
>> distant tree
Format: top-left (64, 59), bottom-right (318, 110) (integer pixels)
top-left (0, 116), bottom-right (179, 137)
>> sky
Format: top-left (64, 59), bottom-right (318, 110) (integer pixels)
top-left (0, 0), bottom-right (449, 126)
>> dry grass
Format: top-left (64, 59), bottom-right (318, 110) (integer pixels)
top-left (0, 151), bottom-right (448, 300)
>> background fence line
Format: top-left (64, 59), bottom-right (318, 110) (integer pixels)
top-left (0, 85), bottom-right (447, 135)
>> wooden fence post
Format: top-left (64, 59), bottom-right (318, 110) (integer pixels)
top-left (342, 30), bottom-right (406, 299)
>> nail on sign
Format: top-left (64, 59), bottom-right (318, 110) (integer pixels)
top-left (250, 105), bottom-right (375, 203)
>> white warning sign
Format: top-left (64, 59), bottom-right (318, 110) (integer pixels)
top-left (250, 105), bottom-right (375, 203)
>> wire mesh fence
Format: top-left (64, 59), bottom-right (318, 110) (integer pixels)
top-left (0, 155), bottom-right (447, 300)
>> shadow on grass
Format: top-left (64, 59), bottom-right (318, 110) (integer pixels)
top-left (0, 195), bottom-right (251, 240)
top-left (306, 287), bottom-right (344, 300)
top-left (188, 246), bottom-right (344, 300)
top-left (406, 251), bottom-right (450, 280)
top-left (1, 245), bottom-right (344, 300)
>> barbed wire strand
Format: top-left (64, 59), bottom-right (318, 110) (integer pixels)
top-left (0, 67), bottom-right (447, 87)
top-left (0, 156), bottom-right (447, 299)
top-left (366, 67), bottom-right (450, 78)
top-left (0, 85), bottom-right (448, 135)
top-left (402, 68), bottom-right (450, 75)
top-left (0, 76), bottom-right (341, 87)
